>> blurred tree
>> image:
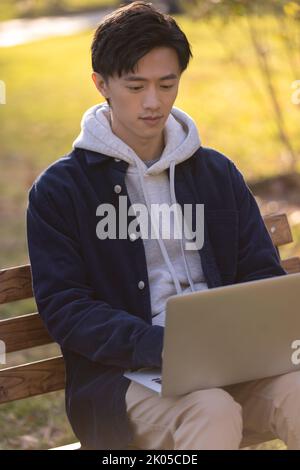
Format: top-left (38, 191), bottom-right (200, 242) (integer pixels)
top-left (183, 0), bottom-right (300, 172)
top-left (167, 0), bottom-right (183, 13)
top-left (119, 0), bottom-right (183, 13)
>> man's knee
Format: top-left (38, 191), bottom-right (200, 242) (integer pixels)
top-left (268, 371), bottom-right (300, 449)
top-left (203, 388), bottom-right (242, 424)
top-left (269, 371), bottom-right (300, 424)
top-left (173, 388), bottom-right (243, 449)
top-left (180, 388), bottom-right (242, 427)
top-left (273, 371), bottom-right (300, 401)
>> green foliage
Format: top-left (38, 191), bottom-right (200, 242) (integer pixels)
top-left (0, 0), bottom-right (119, 21)
top-left (182, 0), bottom-right (300, 20)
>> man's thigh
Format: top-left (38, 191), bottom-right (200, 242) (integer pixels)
top-left (125, 380), bottom-right (242, 450)
top-left (224, 370), bottom-right (300, 442)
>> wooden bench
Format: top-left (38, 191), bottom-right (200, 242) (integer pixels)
top-left (0, 213), bottom-right (299, 450)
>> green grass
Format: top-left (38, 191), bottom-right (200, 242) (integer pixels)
top-left (1, 14), bottom-right (299, 182)
top-left (0, 391), bottom-right (77, 450)
top-left (0, 12), bottom-right (299, 449)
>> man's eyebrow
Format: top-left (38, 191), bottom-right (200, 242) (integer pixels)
top-left (123, 73), bottom-right (178, 82)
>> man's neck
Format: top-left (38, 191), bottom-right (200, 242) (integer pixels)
top-left (109, 113), bottom-right (165, 162)
top-left (131, 135), bottom-right (165, 162)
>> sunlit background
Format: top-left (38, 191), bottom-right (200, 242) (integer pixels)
top-left (0, 0), bottom-right (299, 450)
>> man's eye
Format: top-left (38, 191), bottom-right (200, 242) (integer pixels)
top-left (127, 85), bottom-right (174, 91)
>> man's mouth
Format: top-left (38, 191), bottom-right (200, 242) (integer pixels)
top-left (140, 116), bottom-right (163, 125)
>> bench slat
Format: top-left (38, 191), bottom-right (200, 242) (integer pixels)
top-left (0, 313), bottom-right (53, 353)
top-left (264, 213), bottom-right (293, 247)
top-left (0, 356), bottom-right (65, 404)
top-left (281, 257), bottom-right (300, 275)
top-left (0, 265), bottom-right (33, 304)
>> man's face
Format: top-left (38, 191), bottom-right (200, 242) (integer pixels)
top-left (92, 47), bottom-right (181, 145)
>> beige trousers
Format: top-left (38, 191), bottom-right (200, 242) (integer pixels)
top-left (125, 370), bottom-right (300, 450)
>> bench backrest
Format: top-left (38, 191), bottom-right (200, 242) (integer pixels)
top-left (0, 213), bottom-right (299, 405)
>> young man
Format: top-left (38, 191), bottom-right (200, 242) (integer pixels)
top-left (26, 1), bottom-right (300, 450)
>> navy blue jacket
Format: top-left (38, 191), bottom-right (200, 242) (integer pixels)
top-left (26, 146), bottom-right (286, 449)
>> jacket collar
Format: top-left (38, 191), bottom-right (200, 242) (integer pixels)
top-left (83, 149), bottom-right (129, 172)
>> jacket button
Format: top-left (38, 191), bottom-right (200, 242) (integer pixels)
top-left (114, 158), bottom-right (121, 162)
top-left (138, 281), bottom-right (145, 290)
top-left (114, 184), bottom-right (122, 194)
top-left (129, 233), bottom-right (137, 241)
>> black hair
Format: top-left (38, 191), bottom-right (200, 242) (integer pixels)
top-left (91, 1), bottom-right (193, 104)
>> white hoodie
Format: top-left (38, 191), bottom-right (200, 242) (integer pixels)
top-left (73, 102), bottom-right (208, 326)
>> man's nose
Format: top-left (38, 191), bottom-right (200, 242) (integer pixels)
top-left (143, 88), bottom-right (161, 108)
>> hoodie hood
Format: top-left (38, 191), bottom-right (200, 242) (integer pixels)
top-left (72, 102), bottom-right (202, 298)
top-left (72, 102), bottom-right (201, 176)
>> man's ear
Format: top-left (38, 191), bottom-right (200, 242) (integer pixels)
top-left (91, 72), bottom-right (109, 100)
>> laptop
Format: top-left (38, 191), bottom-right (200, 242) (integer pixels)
top-left (124, 272), bottom-right (300, 398)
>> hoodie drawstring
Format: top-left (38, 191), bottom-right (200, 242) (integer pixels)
top-left (169, 161), bottom-right (195, 293)
top-left (136, 161), bottom-right (182, 295)
top-left (136, 159), bottom-right (195, 295)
